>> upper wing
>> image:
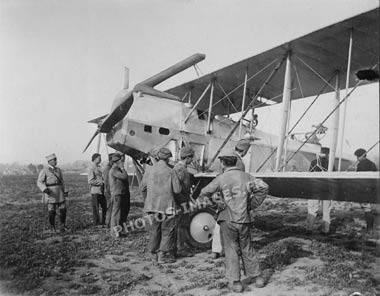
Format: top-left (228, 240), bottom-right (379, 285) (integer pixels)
top-left (166, 8), bottom-right (379, 115)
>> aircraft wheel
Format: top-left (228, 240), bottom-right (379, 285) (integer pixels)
top-left (184, 207), bottom-right (217, 250)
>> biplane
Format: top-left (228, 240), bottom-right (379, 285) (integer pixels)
top-left (84, 8), bottom-right (379, 245)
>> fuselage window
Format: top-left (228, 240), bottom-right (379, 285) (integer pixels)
top-left (144, 125), bottom-right (152, 133)
top-left (159, 127), bottom-right (170, 135)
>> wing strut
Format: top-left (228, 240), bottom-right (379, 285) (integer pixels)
top-left (206, 57), bottom-right (286, 170)
top-left (206, 81), bottom-right (215, 134)
top-left (238, 70), bottom-right (248, 138)
top-left (256, 72), bottom-right (337, 172)
top-left (205, 59), bottom-right (279, 114)
top-left (278, 63), bottom-right (376, 171)
top-left (338, 29), bottom-right (353, 171)
top-left (275, 53), bottom-right (292, 171)
top-left (328, 72), bottom-right (341, 172)
top-left (184, 83), bottom-right (211, 124)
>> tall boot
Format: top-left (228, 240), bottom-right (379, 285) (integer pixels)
top-left (59, 208), bottom-right (67, 233)
top-left (48, 210), bottom-right (56, 232)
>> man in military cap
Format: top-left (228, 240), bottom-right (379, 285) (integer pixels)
top-left (306, 147), bottom-right (335, 234)
top-left (354, 148), bottom-right (377, 172)
top-left (199, 150), bottom-right (268, 293)
top-left (141, 147), bottom-right (182, 264)
top-left (103, 153), bottom-right (115, 227)
top-left (211, 139), bottom-right (250, 259)
top-left (208, 139), bottom-right (250, 174)
top-left (109, 153), bottom-right (130, 237)
top-left (88, 153), bottom-right (106, 226)
top-left (354, 148), bottom-right (379, 233)
top-left (37, 153), bottom-right (68, 233)
top-left (173, 146), bottom-right (195, 257)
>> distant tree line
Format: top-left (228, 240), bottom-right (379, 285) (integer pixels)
top-left (0, 161), bottom-right (90, 175)
top-left (27, 164), bottom-right (44, 175)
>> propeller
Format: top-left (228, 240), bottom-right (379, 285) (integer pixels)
top-left (83, 53), bottom-right (206, 153)
top-left (83, 129), bottom-right (101, 153)
top-left (83, 67), bottom-right (132, 153)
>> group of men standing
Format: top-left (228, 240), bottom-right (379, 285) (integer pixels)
top-left (36, 143), bottom-right (269, 292)
top-left (139, 140), bottom-right (269, 293)
top-left (88, 152), bottom-right (131, 238)
top-left (37, 152), bottom-right (131, 236)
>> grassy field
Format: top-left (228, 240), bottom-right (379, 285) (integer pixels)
top-left (0, 174), bottom-right (379, 296)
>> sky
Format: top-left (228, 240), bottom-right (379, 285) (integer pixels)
top-left (0, 0), bottom-right (379, 164)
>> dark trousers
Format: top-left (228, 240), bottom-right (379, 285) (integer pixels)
top-left (91, 194), bottom-right (107, 225)
top-left (147, 213), bottom-right (177, 254)
top-left (105, 193), bottom-right (112, 227)
top-left (48, 201), bottom-right (66, 230)
top-left (177, 211), bottom-right (191, 250)
top-left (120, 192), bottom-right (131, 226)
top-left (110, 194), bottom-right (130, 233)
top-left (220, 221), bottom-right (261, 282)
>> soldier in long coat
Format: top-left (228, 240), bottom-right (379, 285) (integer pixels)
top-left (37, 153), bottom-right (68, 233)
top-left (140, 148), bottom-right (182, 264)
top-left (173, 146), bottom-right (195, 257)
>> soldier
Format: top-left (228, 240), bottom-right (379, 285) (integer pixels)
top-left (173, 146), bottom-right (195, 258)
top-left (88, 153), bottom-right (107, 226)
top-left (211, 139), bottom-right (250, 259)
top-left (355, 148), bottom-right (377, 172)
top-left (103, 153), bottom-right (115, 227)
top-left (354, 148), bottom-right (379, 233)
top-left (109, 153), bottom-right (130, 237)
top-left (37, 153), bottom-right (68, 233)
top-left (140, 148), bottom-right (182, 264)
top-left (306, 147), bottom-right (335, 234)
top-left (199, 150), bottom-right (268, 293)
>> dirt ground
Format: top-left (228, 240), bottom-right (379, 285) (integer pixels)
top-left (0, 174), bottom-right (379, 296)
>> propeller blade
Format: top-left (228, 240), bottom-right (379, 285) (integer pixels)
top-left (83, 129), bottom-right (100, 153)
top-left (132, 158), bottom-right (144, 186)
top-left (87, 114), bottom-right (108, 124)
top-left (99, 89), bottom-right (134, 133)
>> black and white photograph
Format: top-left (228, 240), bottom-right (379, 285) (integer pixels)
top-left (0, 0), bottom-right (379, 295)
